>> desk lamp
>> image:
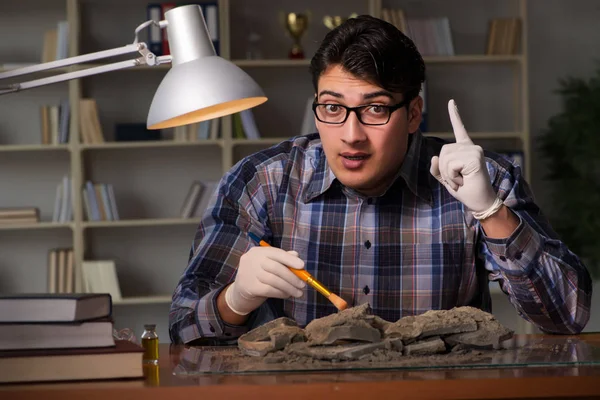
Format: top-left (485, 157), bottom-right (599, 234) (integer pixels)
top-left (0, 5), bottom-right (267, 129)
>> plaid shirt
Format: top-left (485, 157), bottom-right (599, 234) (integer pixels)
top-left (169, 132), bottom-right (592, 344)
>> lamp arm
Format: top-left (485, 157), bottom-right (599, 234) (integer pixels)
top-left (0, 19), bottom-right (172, 95)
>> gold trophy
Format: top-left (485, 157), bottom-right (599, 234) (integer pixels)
top-left (323, 13), bottom-right (358, 30)
top-left (285, 12), bottom-right (309, 59)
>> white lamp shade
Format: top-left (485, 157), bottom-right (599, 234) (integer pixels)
top-left (147, 56), bottom-right (267, 129)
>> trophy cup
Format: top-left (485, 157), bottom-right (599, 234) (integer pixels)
top-left (285, 12), bottom-right (309, 59)
top-left (323, 13), bottom-right (358, 30)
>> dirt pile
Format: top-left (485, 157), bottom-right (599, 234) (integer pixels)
top-left (237, 304), bottom-right (513, 362)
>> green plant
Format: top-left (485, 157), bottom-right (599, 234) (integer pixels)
top-left (538, 66), bottom-right (600, 279)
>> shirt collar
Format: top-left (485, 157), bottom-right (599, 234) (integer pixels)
top-left (303, 131), bottom-right (434, 205)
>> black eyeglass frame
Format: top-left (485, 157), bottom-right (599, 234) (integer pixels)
top-left (311, 99), bottom-right (410, 126)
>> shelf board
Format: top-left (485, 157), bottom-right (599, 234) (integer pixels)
top-left (82, 217), bottom-right (200, 229)
top-left (0, 144), bottom-right (70, 152)
top-left (73, 63), bottom-right (170, 72)
top-left (81, 140), bottom-right (222, 150)
top-left (232, 137), bottom-right (289, 146)
top-left (0, 222), bottom-right (73, 231)
top-left (424, 132), bottom-right (523, 140)
top-left (423, 55), bottom-right (523, 63)
top-left (233, 59), bottom-right (310, 67)
top-left (113, 295), bottom-right (172, 305)
top-left (232, 55), bottom-right (522, 68)
top-left (65, 55), bottom-right (522, 73)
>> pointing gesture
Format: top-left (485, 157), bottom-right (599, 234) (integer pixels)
top-left (448, 99), bottom-right (472, 144)
top-left (430, 100), bottom-right (501, 219)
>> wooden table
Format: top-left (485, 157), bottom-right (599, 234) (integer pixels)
top-left (2, 333), bottom-right (600, 400)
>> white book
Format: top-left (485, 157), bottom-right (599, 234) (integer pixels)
top-left (209, 118), bottom-right (220, 139)
top-left (197, 120), bottom-right (211, 140)
top-left (56, 21), bottom-right (69, 60)
top-left (59, 175), bottom-right (70, 223)
top-left (100, 184), bottom-right (113, 221)
top-left (107, 184), bottom-right (119, 220)
top-left (47, 250), bottom-right (57, 294)
top-left (52, 181), bottom-right (62, 222)
top-left (82, 260), bottom-right (122, 302)
top-left (240, 110), bottom-right (260, 139)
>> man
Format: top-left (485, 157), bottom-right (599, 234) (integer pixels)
top-left (169, 15), bottom-right (592, 345)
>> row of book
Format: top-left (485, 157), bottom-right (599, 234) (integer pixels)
top-left (232, 110), bottom-right (261, 139)
top-left (53, 175), bottom-right (73, 223)
top-left (40, 101), bottom-right (70, 145)
top-left (47, 248), bottom-right (75, 294)
top-left (38, 98), bottom-right (104, 145)
top-left (41, 20), bottom-right (69, 62)
top-left (83, 181), bottom-right (120, 222)
top-left (180, 180), bottom-right (218, 218)
top-left (381, 8), bottom-right (454, 56)
top-left (381, 7), bottom-right (521, 56)
top-left (46, 247), bottom-right (122, 300)
top-left (0, 293), bottom-right (144, 383)
top-left (173, 117), bottom-right (221, 141)
top-left (486, 18), bottom-right (522, 55)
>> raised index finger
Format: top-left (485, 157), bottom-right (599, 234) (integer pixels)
top-left (448, 99), bottom-right (472, 144)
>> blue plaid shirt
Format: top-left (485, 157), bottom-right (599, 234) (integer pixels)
top-left (169, 132), bottom-right (592, 344)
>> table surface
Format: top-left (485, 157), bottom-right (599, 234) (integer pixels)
top-left (2, 333), bottom-right (600, 400)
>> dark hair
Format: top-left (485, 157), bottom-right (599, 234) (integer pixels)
top-left (310, 15), bottom-right (426, 102)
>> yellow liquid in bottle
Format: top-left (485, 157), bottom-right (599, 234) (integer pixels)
top-left (142, 337), bottom-right (159, 361)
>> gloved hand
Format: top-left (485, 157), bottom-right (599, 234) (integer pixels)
top-left (225, 246), bottom-right (306, 315)
top-left (430, 100), bottom-right (499, 216)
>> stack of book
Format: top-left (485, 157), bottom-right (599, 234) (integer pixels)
top-left (0, 293), bottom-right (144, 383)
top-left (0, 207), bottom-right (39, 225)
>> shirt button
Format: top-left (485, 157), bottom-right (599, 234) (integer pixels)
top-left (364, 240), bottom-right (371, 249)
top-left (499, 256), bottom-right (507, 262)
top-left (209, 324), bottom-right (215, 333)
top-left (514, 251), bottom-right (522, 260)
top-left (363, 285), bottom-right (370, 295)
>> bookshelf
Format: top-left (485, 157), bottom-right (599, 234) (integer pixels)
top-left (0, 0), bottom-right (531, 337)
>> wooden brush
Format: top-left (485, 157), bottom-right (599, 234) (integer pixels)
top-left (248, 233), bottom-right (348, 311)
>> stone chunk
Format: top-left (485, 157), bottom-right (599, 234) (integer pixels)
top-left (403, 337), bottom-right (447, 356)
top-left (307, 320), bottom-right (381, 345)
top-left (287, 341), bottom-right (388, 361)
top-left (444, 319), bottom-right (513, 348)
top-left (417, 308), bottom-right (478, 338)
top-left (384, 316), bottom-right (423, 342)
top-left (304, 303), bottom-right (372, 332)
top-left (238, 317), bottom-right (305, 357)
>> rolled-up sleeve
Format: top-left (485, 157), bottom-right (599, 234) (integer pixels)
top-left (480, 157), bottom-right (592, 334)
top-left (169, 160), bottom-right (270, 344)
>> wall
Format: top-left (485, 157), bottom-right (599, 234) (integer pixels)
top-left (527, 0), bottom-right (600, 332)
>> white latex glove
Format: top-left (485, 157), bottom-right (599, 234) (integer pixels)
top-left (430, 100), bottom-right (498, 214)
top-left (225, 247), bottom-right (306, 315)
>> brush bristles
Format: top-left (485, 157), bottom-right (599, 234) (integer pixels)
top-left (328, 293), bottom-right (348, 311)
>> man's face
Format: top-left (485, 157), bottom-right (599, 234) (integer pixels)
top-left (315, 65), bottom-right (423, 196)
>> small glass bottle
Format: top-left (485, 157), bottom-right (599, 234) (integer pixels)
top-left (141, 324), bottom-right (159, 364)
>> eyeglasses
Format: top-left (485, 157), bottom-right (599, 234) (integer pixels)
top-left (312, 99), bottom-right (409, 126)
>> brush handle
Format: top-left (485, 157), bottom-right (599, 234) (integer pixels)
top-left (256, 239), bottom-right (332, 297)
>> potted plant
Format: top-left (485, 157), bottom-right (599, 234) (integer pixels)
top-left (538, 66), bottom-right (600, 279)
